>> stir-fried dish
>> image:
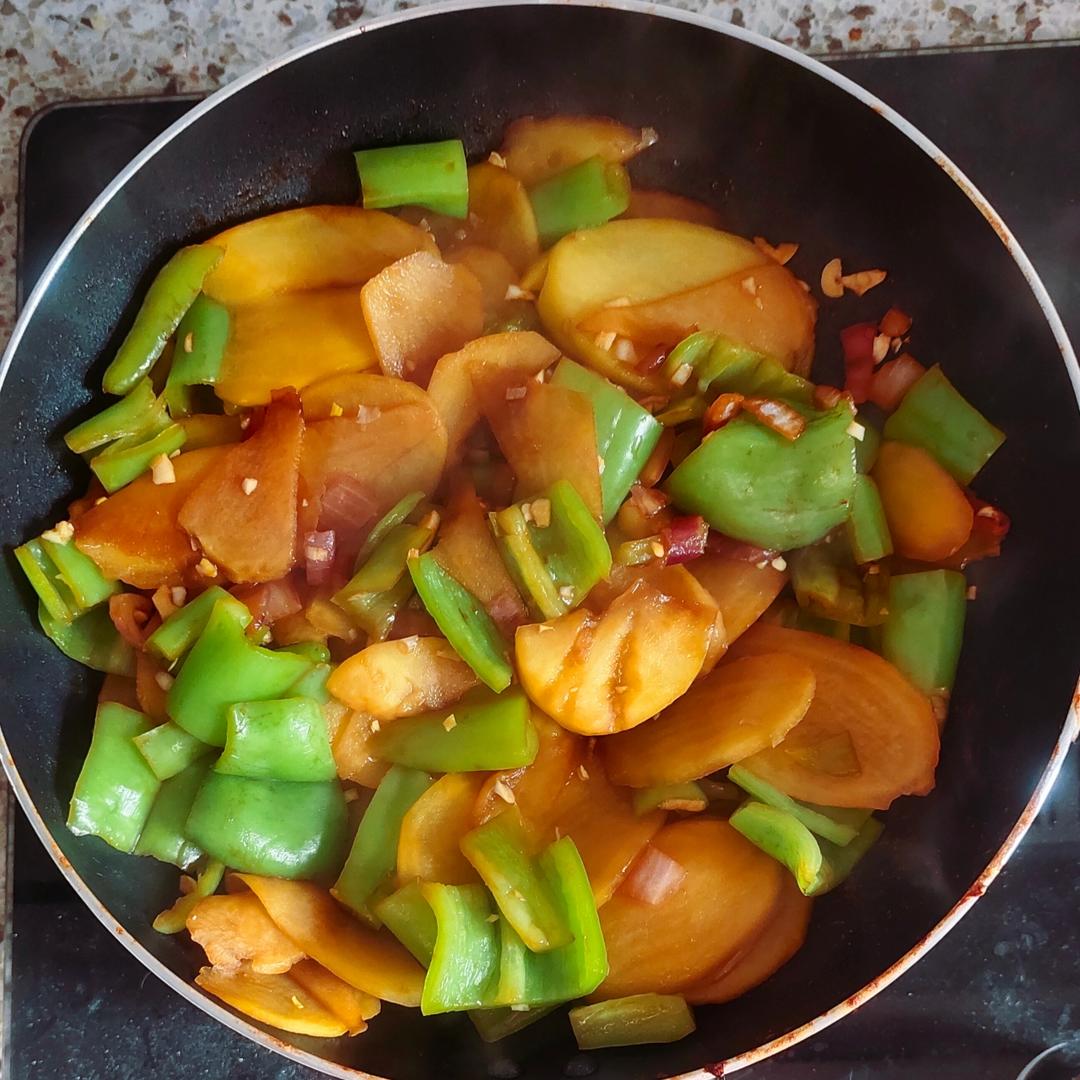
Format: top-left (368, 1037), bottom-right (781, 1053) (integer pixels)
top-left (14, 115), bottom-right (1008, 1051)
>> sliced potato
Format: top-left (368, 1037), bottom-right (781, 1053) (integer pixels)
top-left (187, 892), bottom-right (305, 975)
top-left (300, 368), bottom-right (433, 421)
top-left (537, 219), bottom-right (767, 391)
top-left (361, 251), bottom-right (484, 384)
top-left (447, 245), bottom-right (518, 325)
top-left (332, 711), bottom-right (389, 788)
top-left (288, 959), bottom-right (380, 1034)
top-left (595, 819), bottom-right (784, 997)
top-left (202, 206), bottom-right (436, 305)
top-left (516, 564), bottom-right (720, 735)
top-left (465, 162), bottom-right (540, 272)
top-left (730, 623), bottom-right (940, 809)
top-left (603, 653), bottom-right (815, 787)
top-left (397, 772), bottom-right (484, 885)
top-left (327, 637), bottom-right (478, 719)
top-left (689, 554), bottom-right (787, 644)
top-left (623, 188), bottom-right (721, 228)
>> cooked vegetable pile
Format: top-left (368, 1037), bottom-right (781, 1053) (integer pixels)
top-left (14, 114), bottom-right (1008, 1052)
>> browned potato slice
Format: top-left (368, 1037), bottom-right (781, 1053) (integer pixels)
top-left (447, 245), bottom-right (518, 325)
top-left (688, 555), bottom-right (788, 644)
top-left (602, 653), bottom-right (816, 787)
top-left (466, 162), bottom-right (541, 272)
top-left (623, 188), bottom-right (721, 228)
top-left (187, 892), bottom-right (304, 975)
top-left (397, 772), bottom-right (484, 885)
top-left (331, 711), bottom-right (388, 789)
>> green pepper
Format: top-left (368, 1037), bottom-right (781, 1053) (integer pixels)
top-left (185, 772), bottom-right (348, 881)
top-left (65, 379), bottom-right (162, 454)
top-left (167, 600), bottom-right (311, 745)
top-left (854, 420), bottom-right (882, 473)
top-left (845, 475), bottom-right (893, 564)
top-left (152, 857), bottom-right (226, 935)
top-left (881, 570), bottom-right (966, 694)
top-left (549, 360), bottom-right (663, 522)
top-left (569, 994), bottom-right (696, 1050)
top-left (134, 759), bottom-right (209, 868)
top-left (727, 764), bottom-right (870, 846)
top-left (39, 602), bottom-right (135, 675)
top-left (529, 157), bottom-right (631, 247)
top-left (813, 816), bottom-right (884, 895)
top-left (420, 883), bottom-right (501, 1014)
top-left (492, 504), bottom-right (562, 617)
top-left (355, 491), bottom-right (426, 567)
top-left (102, 244), bottom-right (224, 395)
top-left (164, 294), bottom-right (231, 417)
top-left (776, 603), bottom-right (852, 642)
top-left (67, 703), bottom-right (161, 853)
top-left (146, 585), bottom-right (252, 662)
top-left (665, 403), bottom-right (857, 550)
top-left (15, 538), bottom-right (78, 624)
top-left (287, 662), bottom-right (332, 705)
top-left (277, 641), bottom-right (332, 665)
top-left (788, 543), bottom-right (889, 627)
top-left (217, 697), bottom-right (337, 782)
top-left (461, 813), bottom-right (572, 953)
top-left (373, 880), bottom-right (439, 966)
top-left (340, 575), bottom-right (416, 642)
top-left (632, 781), bottom-right (708, 816)
top-left (661, 331), bottom-right (714, 378)
top-left (654, 396), bottom-right (708, 427)
top-left (372, 687), bottom-right (537, 772)
top-left (333, 766), bottom-right (433, 922)
top-left (134, 721), bottom-right (213, 781)
top-left (355, 140), bottom-right (469, 218)
top-left (38, 537), bottom-right (117, 612)
top-left (883, 365), bottom-right (1004, 484)
top-left (408, 553), bottom-right (513, 692)
top-left (91, 422), bottom-right (187, 493)
top-left (470, 1005), bottom-right (556, 1043)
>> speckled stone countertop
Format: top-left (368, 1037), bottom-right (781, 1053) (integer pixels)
top-left (1, 0), bottom-right (1079, 341)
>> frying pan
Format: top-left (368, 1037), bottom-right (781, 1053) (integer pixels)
top-left (1, 3), bottom-right (1077, 1077)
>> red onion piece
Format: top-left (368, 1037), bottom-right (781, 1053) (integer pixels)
top-left (108, 593), bottom-right (155, 647)
top-left (661, 514), bottom-right (709, 565)
top-left (232, 577), bottom-right (303, 627)
top-left (868, 353), bottom-right (926, 411)
top-left (304, 530), bottom-right (337, 587)
top-left (318, 472), bottom-right (378, 538)
top-left (706, 532), bottom-right (778, 565)
top-left (940, 497), bottom-right (1011, 569)
top-left (878, 306), bottom-right (912, 338)
top-left (623, 845), bottom-right (687, 906)
top-left (840, 322), bottom-right (878, 404)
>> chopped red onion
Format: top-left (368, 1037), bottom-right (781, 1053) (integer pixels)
top-left (623, 845), bottom-right (687, 906)
top-left (661, 514), bottom-right (709, 565)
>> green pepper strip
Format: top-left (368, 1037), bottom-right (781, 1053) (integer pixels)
top-left (461, 813), bottom-right (572, 953)
top-left (632, 782), bottom-right (708, 816)
top-left (65, 378), bottom-right (161, 454)
top-left (287, 662), bottom-right (332, 705)
top-left (15, 539), bottom-right (78, 624)
top-left (334, 766), bottom-right (434, 923)
top-left (355, 140), bottom-right (469, 219)
top-left (420, 883), bottom-right (501, 1015)
top-left (845, 474), bottom-right (893, 564)
top-left (152, 858), bottom-right (226, 935)
top-left (39, 602), bottom-right (135, 675)
top-left (67, 703), bottom-right (161, 853)
top-left (146, 585), bottom-right (252, 662)
top-left (102, 243), bottom-right (224, 396)
top-left (813, 816), bottom-right (885, 896)
top-left (372, 686), bottom-right (537, 772)
top-left (335, 521), bottom-right (434, 614)
top-left (883, 365), bottom-right (1004, 484)
top-left (164, 294), bottom-right (231, 417)
top-left (39, 536), bottom-right (119, 611)
top-left (470, 1004), bottom-right (556, 1044)
top-left (493, 504), bottom-right (563, 619)
top-left (529, 157), bottom-right (631, 247)
top-left (134, 759), bottom-right (209, 868)
top-left (854, 420), bottom-right (882, 474)
top-left (549, 360), bottom-right (663, 523)
top-left (881, 570), bottom-right (966, 695)
top-left (343, 575), bottom-right (416, 643)
top-left (408, 552), bottom-right (513, 692)
top-left (185, 771), bottom-right (348, 881)
top-left (787, 544), bottom-right (889, 628)
top-left (727, 764), bottom-right (870, 847)
top-left (569, 994), bottom-right (696, 1050)
top-left (217, 697), bottom-right (337, 782)
top-left (91, 422), bottom-right (187, 493)
top-left (355, 491), bottom-right (427, 568)
top-left (277, 641), bottom-right (332, 664)
top-left (167, 600), bottom-right (311, 745)
top-left (134, 721), bottom-right (213, 782)
top-left (374, 881), bottom-right (439, 967)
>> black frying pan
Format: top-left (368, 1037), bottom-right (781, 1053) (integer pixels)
top-left (1, 3), bottom-right (1078, 1077)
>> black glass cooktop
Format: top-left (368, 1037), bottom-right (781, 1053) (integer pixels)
top-left (13, 42), bottom-right (1080, 1080)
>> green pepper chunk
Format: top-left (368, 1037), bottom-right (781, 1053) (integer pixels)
top-left (91, 422), bottom-right (187, 493)
top-left (727, 764), bottom-right (871, 846)
top-left (335, 521), bottom-right (434, 626)
top-left (654, 396), bottom-right (708, 427)
top-left (277, 641), bottom-right (332, 665)
top-left (372, 687), bottom-right (537, 772)
top-left (134, 721), bottom-right (213, 781)
top-left (854, 420), bottom-right (882, 473)
top-left (529, 157), bottom-right (631, 247)
top-left (152, 857), bottom-right (225, 935)
top-left (102, 243), bottom-right (224, 395)
top-left (286, 662), bottom-right (332, 705)
top-left (632, 781), bottom-right (708, 816)
top-left (845, 475), bottom-right (893, 564)
top-left (881, 570), bottom-right (967, 694)
top-left (883, 365), bottom-right (1004, 484)
top-left (665, 404), bottom-right (858, 551)
top-left (788, 543), bottom-right (889, 627)
top-left (813, 816), bottom-right (884, 895)
top-left (217, 697), bottom-right (337, 782)
top-left (420, 883), bottom-right (501, 1014)
top-left (355, 491), bottom-right (427, 567)
top-left (164, 294), bottom-right (231, 417)
top-left (374, 881), bottom-right (439, 966)
top-left (16, 539), bottom-right (78, 624)
top-left (549, 360), bottom-right (663, 522)
top-left (334, 766), bottom-right (434, 922)
top-left (146, 585), bottom-right (252, 662)
top-left (461, 813), bottom-right (572, 953)
top-left (185, 772), bottom-right (348, 881)
top-left (342, 575), bottom-right (416, 643)
top-left (355, 140), bottom-right (469, 218)
top-left (39, 602), bottom-right (135, 675)
top-left (38, 537), bottom-right (118, 613)
top-left (67, 703), bottom-right (161, 853)
top-left (470, 1005), bottom-right (556, 1043)
top-left (65, 379), bottom-right (162, 454)
top-left (167, 601), bottom-right (312, 745)
top-left (134, 759), bottom-right (209, 868)
top-left (569, 994), bottom-right (696, 1050)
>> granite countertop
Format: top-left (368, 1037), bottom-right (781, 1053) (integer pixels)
top-left (1, 0), bottom-right (1079, 345)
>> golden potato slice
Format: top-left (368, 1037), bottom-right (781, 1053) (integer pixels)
top-left (731, 623), bottom-right (940, 809)
top-left (537, 219), bottom-right (767, 391)
top-left (689, 555), bottom-right (788, 644)
top-left (361, 251), bottom-right (484, 384)
top-left (427, 331), bottom-right (560, 463)
top-left (501, 115), bottom-right (656, 187)
top-left (465, 162), bottom-right (540, 272)
top-left (332, 711), bottom-right (389, 789)
top-left (447, 245), bottom-right (518, 325)
top-left (202, 205), bottom-right (436, 305)
top-left (516, 564), bottom-right (720, 735)
top-left (623, 188), bottom-right (721, 228)
top-left (187, 892), bottom-right (305, 975)
top-left (602, 653), bottom-right (815, 787)
top-left (595, 819), bottom-right (784, 997)
top-left (288, 959), bottom-right (380, 1034)
top-left (397, 772), bottom-right (484, 885)
top-left (300, 368), bottom-right (431, 420)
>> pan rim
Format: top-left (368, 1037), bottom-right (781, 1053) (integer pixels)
top-left (1, 2), bottom-right (1077, 1077)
